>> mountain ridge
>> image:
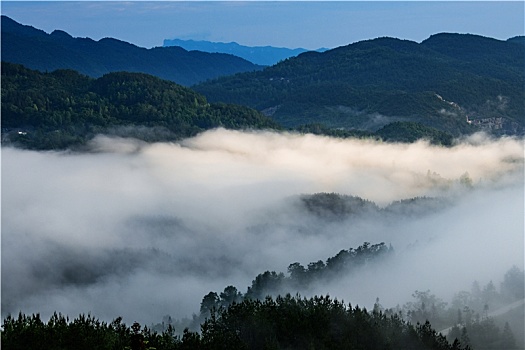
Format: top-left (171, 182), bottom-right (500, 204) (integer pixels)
top-left (194, 33), bottom-right (524, 135)
top-left (1, 15), bottom-right (263, 86)
top-left (1, 62), bottom-right (280, 149)
top-left (1, 61), bottom-right (457, 149)
top-left (3, 15), bottom-right (523, 137)
top-left (163, 38), bottom-right (328, 65)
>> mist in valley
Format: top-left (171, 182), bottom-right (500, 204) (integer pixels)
top-left (2, 129), bottom-right (523, 336)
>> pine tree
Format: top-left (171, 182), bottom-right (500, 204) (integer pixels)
top-left (460, 327), bottom-right (471, 349)
top-left (501, 322), bottom-right (516, 349)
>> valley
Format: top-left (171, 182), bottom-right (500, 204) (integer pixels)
top-left (1, 8), bottom-right (524, 350)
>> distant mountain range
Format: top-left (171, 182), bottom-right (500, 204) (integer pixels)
top-left (194, 33), bottom-right (525, 135)
top-left (163, 38), bottom-right (327, 66)
top-left (1, 16), bottom-right (263, 86)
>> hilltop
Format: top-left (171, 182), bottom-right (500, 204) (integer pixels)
top-left (194, 33), bottom-right (524, 135)
top-left (1, 62), bottom-right (280, 149)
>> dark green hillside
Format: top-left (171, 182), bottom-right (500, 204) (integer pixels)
top-left (1, 62), bottom-right (280, 149)
top-left (300, 192), bottom-right (380, 220)
top-left (194, 34), bottom-right (524, 135)
top-left (421, 33), bottom-right (524, 78)
top-left (376, 121), bottom-right (454, 145)
top-left (1, 16), bottom-right (263, 86)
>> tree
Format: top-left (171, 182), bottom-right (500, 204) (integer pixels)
top-left (180, 328), bottom-right (202, 350)
top-left (500, 265), bottom-right (525, 301)
top-left (501, 322), bottom-right (516, 349)
top-left (219, 286), bottom-right (242, 308)
top-left (200, 292), bottom-right (220, 318)
top-left (130, 322), bottom-right (146, 350)
top-left (462, 306), bottom-right (474, 326)
top-left (460, 327), bottom-right (471, 349)
top-left (373, 297), bottom-right (384, 315)
top-left (481, 281), bottom-right (497, 305)
top-left (287, 262), bottom-right (306, 287)
top-left (456, 308), bottom-right (462, 325)
top-left (306, 260), bottom-right (325, 278)
top-left (245, 271), bottom-right (285, 300)
top-left (404, 290), bottom-right (447, 328)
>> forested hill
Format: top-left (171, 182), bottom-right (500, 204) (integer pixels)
top-left (194, 33), bottom-right (525, 135)
top-left (1, 62), bottom-right (280, 149)
top-left (1, 15), bottom-right (263, 86)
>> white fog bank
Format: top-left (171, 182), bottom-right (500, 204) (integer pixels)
top-left (2, 129), bottom-right (523, 324)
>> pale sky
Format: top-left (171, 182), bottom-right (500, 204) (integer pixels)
top-left (1, 1), bottom-right (524, 50)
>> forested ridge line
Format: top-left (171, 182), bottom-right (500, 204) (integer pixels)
top-left (194, 33), bottom-right (524, 134)
top-left (1, 62), bottom-right (458, 150)
top-left (1, 62), bottom-right (280, 149)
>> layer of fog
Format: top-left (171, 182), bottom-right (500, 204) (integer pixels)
top-left (2, 129), bottom-right (523, 325)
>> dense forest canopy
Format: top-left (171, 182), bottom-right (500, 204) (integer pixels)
top-left (183, 237), bottom-right (523, 350)
top-left (0, 299), bottom-right (470, 350)
top-left (1, 62), bottom-right (280, 149)
top-left (1, 62), bottom-right (461, 149)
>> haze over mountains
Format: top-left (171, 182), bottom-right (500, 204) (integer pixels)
top-left (163, 38), bottom-right (327, 66)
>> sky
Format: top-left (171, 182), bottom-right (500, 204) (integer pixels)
top-left (1, 1), bottom-right (524, 50)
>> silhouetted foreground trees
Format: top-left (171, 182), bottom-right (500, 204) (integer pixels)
top-left (191, 239), bottom-right (523, 349)
top-left (198, 294), bottom-right (471, 350)
top-left (195, 242), bottom-right (393, 319)
top-left (4, 242), bottom-right (521, 348)
top-left (2, 296), bottom-right (471, 350)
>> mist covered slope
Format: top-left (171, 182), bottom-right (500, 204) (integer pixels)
top-left (194, 33), bottom-right (525, 135)
top-left (1, 15), bottom-right (263, 86)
